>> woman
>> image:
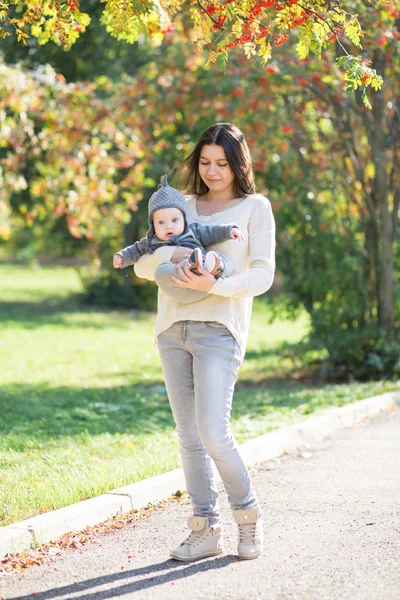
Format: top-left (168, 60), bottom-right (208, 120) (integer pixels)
top-left (134, 123), bottom-right (275, 561)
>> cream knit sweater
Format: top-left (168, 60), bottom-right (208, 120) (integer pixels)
top-left (134, 194), bottom-right (276, 359)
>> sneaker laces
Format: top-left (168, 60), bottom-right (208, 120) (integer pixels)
top-left (183, 530), bottom-right (207, 547)
top-left (238, 522), bottom-right (257, 543)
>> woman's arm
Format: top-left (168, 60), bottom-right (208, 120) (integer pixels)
top-left (135, 246), bottom-right (209, 303)
top-left (134, 246), bottom-right (176, 281)
top-left (209, 198), bottom-right (275, 298)
top-left (170, 197), bottom-right (275, 297)
top-left (209, 260), bottom-right (274, 298)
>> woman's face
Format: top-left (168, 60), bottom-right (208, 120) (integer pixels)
top-left (198, 144), bottom-right (235, 197)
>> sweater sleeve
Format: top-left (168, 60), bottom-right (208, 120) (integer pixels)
top-left (191, 222), bottom-right (238, 246)
top-left (209, 197), bottom-right (275, 298)
top-left (133, 246), bottom-right (176, 282)
top-left (114, 237), bottom-right (148, 267)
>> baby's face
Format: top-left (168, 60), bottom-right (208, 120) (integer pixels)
top-left (153, 207), bottom-right (185, 241)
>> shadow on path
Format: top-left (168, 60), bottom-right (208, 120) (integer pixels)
top-left (8, 555), bottom-right (238, 600)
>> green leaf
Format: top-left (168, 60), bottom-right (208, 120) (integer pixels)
top-left (361, 88), bottom-right (372, 110)
top-left (296, 37), bottom-right (310, 60)
top-left (258, 40), bottom-right (272, 66)
top-left (344, 21), bottom-right (362, 48)
top-left (371, 75), bottom-right (383, 91)
top-left (216, 50), bottom-right (229, 74)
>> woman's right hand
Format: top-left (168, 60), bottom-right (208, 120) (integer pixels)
top-left (170, 247), bottom-right (192, 264)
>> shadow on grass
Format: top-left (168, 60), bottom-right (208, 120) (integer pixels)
top-left (0, 376), bottom-right (327, 451)
top-left (0, 381), bottom-right (174, 449)
top-left (0, 298), bottom-right (151, 330)
top-left (238, 339), bottom-right (324, 389)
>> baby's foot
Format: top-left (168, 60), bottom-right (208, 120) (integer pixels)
top-left (204, 251), bottom-right (225, 279)
top-left (187, 248), bottom-right (203, 275)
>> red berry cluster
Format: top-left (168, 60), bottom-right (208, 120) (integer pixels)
top-left (273, 33), bottom-right (288, 45)
top-left (292, 12), bottom-right (307, 27)
top-left (253, 0), bottom-right (275, 10)
top-left (203, 2), bottom-right (219, 16)
top-left (225, 38), bottom-right (240, 48)
top-left (360, 74), bottom-right (371, 84)
top-left (66, 0), bottom-right (80, 11)
top-left (212, 13), bottom-right (227, 29)
top-left (327, 27), bottom-right (343, 41)
top-left (255, 26), bottom-right (270, 40)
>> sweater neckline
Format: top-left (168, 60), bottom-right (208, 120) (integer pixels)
top-left (189, 194), bottom-right (254, 221)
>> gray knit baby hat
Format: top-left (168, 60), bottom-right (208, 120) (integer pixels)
top-left (147, 175), bottom-right (188, 239)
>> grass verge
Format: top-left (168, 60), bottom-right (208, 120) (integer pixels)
top-left (0, 264), bottom-right (398, 526)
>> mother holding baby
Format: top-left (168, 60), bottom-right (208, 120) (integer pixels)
top-left (134, 122), bottom-right (276, 561)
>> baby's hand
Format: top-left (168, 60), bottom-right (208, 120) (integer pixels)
top-left (113, 255), bottom-right (123, 268)
top-left (231, 227), bottom-right (244, 242)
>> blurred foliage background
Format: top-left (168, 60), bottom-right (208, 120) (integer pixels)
top-left (0, 0), bottom-right (399, 381)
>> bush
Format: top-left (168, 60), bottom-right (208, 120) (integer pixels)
top-left (319, 327), bottom-right (400, 381)
top-left (78, 230), bottom-right (158, 310)
top-left (79, 261), bottom-right (157, 310)
top-left (274, 185), bottom-right (399, 381)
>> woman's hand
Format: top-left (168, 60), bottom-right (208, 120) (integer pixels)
top-left (170, 262), bottom-right (216, 292)
top-left (170, 247), bottom-right (193, 264)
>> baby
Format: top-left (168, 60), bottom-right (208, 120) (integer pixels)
top-left (113, 175), bottom-right (244, 290)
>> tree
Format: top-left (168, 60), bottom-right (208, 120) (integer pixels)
top-left (266, 0), bottom-right (399, 358)
top-left (0, 0), bottom-right (386, 100)
top-left (0, 0), bottom-right (398, 377)
top-left (0, 0), bottom-right (158, 81)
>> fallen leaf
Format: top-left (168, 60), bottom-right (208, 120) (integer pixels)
top-left (1, 494), bottom-right (186, 575)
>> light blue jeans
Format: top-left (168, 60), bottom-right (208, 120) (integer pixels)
top-left (158, 321), bottom-right (258, 526)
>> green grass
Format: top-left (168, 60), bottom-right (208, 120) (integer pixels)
top-left (0, 264), bottom-right (398, 526)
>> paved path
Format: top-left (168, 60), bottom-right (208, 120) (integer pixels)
top-left (2, 409), bottom-right (399, 600)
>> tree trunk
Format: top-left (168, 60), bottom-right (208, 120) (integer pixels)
top-left (370, 49), bottom-right (394, 339)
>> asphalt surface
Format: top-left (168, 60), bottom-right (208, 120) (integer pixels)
top-left (1, 408), bottom-right (399, 600)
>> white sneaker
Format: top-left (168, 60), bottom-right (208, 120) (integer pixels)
top-left (233, 508), bottom-right (264, 559)
top-left (170, 516), bottom-right (224, 561)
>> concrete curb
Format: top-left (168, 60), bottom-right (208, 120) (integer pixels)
top-left (1, 389), bottom-right (398, 560)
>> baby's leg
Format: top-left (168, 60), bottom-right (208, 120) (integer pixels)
top-left (203, 251), bottom-right (234, 279)
top-left (218, 252), bottom-right (234, 277)
top-left (154, 262), bottom-right (210, 304)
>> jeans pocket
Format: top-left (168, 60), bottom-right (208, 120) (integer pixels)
top-left (204, 321), bottom-right (229, 332)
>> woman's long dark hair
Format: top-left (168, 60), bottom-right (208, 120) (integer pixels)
top-left (181, 123), bottom-right (256, 198)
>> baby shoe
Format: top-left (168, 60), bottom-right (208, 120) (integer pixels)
top-left (187, 247), bottom-right (204, 275)
top-left (204, 251), bottom-right (225, 279)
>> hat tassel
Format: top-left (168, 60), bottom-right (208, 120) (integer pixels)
top-left (159, 174), bottom-right (168, 188)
